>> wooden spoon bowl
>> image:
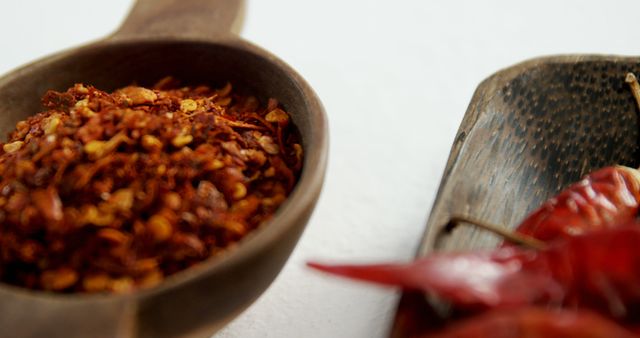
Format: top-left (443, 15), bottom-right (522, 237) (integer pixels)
top-left (0, 1), bottom-right (328, 337)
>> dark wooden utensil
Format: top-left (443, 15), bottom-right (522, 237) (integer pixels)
top-left (391, 55), bottom-right (640, 337)
top-left (0, 1), bottom-right (328, 337)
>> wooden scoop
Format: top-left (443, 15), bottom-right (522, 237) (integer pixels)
top-left (0, 1), bottom-right (328, 337)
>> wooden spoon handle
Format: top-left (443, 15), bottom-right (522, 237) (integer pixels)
top-left (112, 0), bottom-right (244, 39)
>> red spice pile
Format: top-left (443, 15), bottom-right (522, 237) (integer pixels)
top-left (0, 78), bottom-right (302, 292)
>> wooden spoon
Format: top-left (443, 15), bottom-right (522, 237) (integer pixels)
top-left (0, 1), bottom-right (328, 338)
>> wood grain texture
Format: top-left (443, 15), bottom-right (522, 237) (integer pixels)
top-left (391, 55), bottom-right (640, 337)
top-left (114, 0), bottom-right (245, 39)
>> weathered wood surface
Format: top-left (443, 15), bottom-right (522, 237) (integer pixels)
top-left (392, 55), bottom-right (640, 337)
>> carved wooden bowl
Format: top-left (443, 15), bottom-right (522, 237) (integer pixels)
top-left (392, 55), bottom-right (640, 337)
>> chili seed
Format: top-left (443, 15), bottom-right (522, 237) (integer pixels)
top-left (120, 87), bottom-right (157, 105)
top-left (141, 135), bottom-right (163, 152)
top-left (41, 268), bottom-right (78, 291)
top-left (265, 108), bottom-right (289, 124)
top-left (171, 134), bottom-right (193, 148)
top-left (180, 99), bottom-right (198, 112)
top-left (3, 141), bottom-right (24, 153)
top-left (148, 214), bottom-right (173, 242)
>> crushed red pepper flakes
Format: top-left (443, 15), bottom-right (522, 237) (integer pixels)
top-left (0, 78), bottom-right (303, 293)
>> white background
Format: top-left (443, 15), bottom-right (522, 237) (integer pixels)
top-left (2, 1), bottom-right (640, 337)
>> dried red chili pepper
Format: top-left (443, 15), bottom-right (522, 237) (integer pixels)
top-left (426, 308), bottom-right (637, 338)
top-left (0, 79), bottom-right (303, 293)
top-left (309, 225), bottom-right (640, 322)
top-left (511, 166), bottom-right (640, 242)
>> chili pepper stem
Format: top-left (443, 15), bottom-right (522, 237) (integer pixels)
top-left (445, 215), bottom-right (547, 250)
top-left (625, 72), bottom-right (640, 112)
